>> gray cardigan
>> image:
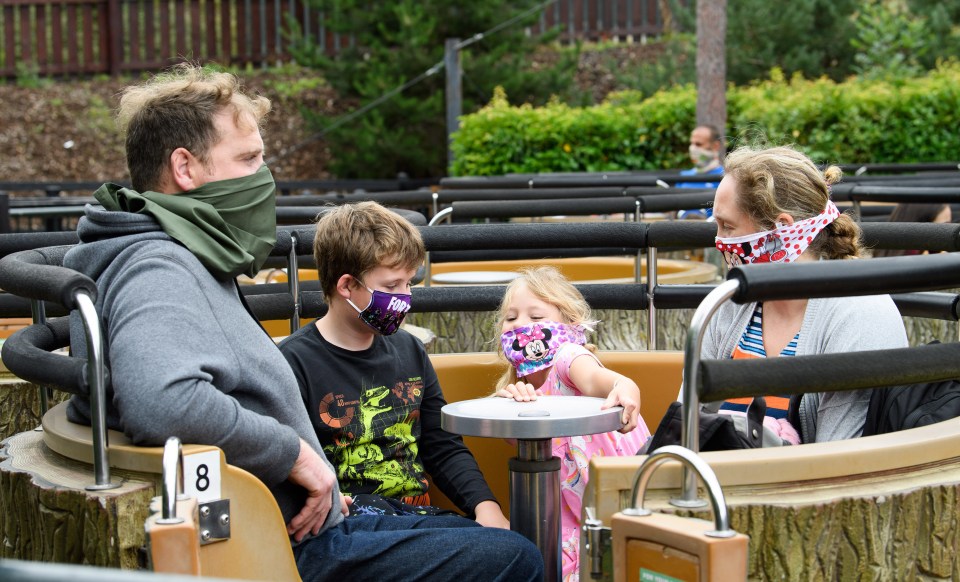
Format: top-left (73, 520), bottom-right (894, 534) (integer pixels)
top-left (699, 294), bottom-right (908, 443)
top-left (64, 206), bottom-right (344, 537)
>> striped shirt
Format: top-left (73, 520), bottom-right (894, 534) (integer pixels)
top-left (719, 303), bottom-right (797, 419)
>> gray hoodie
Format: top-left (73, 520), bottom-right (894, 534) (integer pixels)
top-left (64, 205), bottom-right (343, 536)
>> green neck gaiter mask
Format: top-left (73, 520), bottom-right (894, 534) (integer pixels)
top-left (95, 164), bottom-right (277, 280)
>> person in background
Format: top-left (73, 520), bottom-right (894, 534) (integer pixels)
top-left (676, 124), bottom-right (724, 219)
top-left (873, 203), bottom-right (952, 258)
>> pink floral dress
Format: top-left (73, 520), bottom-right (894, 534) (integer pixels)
top-left (534, 343), bottom-right (651, 582)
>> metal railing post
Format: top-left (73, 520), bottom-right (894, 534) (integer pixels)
top-left (646, 246), bottom-right (657, 351)
top-left (288, 230), bottom-right (301, 333)
top-left (673, 278), bottom-right (739, 507)
top-left (424, 207), bottom-right (454, 288)
top-left (75, 291), bottom-right (119, 490)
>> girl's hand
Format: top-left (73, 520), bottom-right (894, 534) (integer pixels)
top-left (602, 378), bottom-right (641, 433)
top-left (496, 382), bottom-right (541, 402)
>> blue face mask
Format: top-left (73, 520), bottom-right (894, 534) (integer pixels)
top-left (346, 281), bottom-right (411, 335)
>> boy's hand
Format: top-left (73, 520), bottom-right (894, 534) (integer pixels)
top-left (474, 500), bottom-right (510, 529)
top-left (602, 379), bottom-right (641, 433)
top-left (286, 438), bottom-right (338, 542)
top-left (496, 382), bottom-right (541, 402)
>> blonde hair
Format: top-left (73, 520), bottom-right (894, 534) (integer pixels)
top-left (724, 145), bottom-right (862, 260)
top-left (493, 266), bottom-right (597, 390)
top-left (117, 63), bottom-right (271, 192)
top-left (313, 201), bottom-right (425, 300)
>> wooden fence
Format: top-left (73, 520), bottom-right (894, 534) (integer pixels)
top-left (1, 0), bottom-right (680, 78)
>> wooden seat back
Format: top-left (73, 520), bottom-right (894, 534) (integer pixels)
top-left (42, 402), bottom-right (301, 581)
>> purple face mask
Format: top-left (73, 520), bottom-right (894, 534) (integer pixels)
top-left (500, 321), bottom-right (587, 377)
top-left (347, 281), bottom-right (411, 336)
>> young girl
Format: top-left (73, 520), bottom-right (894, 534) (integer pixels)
top-left (494, 266), bottom-right (650, 582)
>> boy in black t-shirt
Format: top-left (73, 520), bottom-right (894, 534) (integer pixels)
top-left (279, 202), bottom-right (509, 527)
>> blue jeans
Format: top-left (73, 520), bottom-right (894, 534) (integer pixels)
top-left (293, 514), bottom-right (544, 582)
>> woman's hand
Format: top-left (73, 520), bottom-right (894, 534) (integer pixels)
top-left (603, 378), bottom-right (641, 433)
top-left (496, 382), bottom-right (542, 401)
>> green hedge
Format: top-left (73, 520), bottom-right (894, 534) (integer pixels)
top-left (450, 64), bottom-right (960, 176)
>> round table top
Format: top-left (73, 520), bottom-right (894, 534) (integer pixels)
top-left (441, 395), bottom-right (623, 439)
top-left (431, 271), bottom-right (520, 285)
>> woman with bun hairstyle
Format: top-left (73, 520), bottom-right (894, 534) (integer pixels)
top-left (705, 145), bottom-right (908, 444)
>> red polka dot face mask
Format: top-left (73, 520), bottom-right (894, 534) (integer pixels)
top-left (714, 201), bottom-right (840, 268)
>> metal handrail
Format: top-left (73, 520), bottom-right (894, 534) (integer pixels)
top-left (157, 437), bottom-right (185, 524)
top-left (76, 291), bottom-right (119, 491)
top-left (622, 444), bottom-right (736, 538)
top-left (676, 279), bottom-right (740, 506)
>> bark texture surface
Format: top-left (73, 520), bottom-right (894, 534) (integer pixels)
top-left (0, 431), bottom-right (156, 569)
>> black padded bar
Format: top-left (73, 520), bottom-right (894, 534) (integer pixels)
top-left (848, 186), bottom-right (960, 204)
top-left (449, 198), bottom-right (638, 219)
top-left (275, 190), bottom-right (436, 207)
top-left (698, 341), bottom-right (960, 403)
top-left (652, 174), bottom-right (723, 186)
top-left (275, 207), bottom-right (325, 225)
top-left (244, 292), bottom-right (296, 322)
top-left (531, 176), bottom-right (670, 188)
top-left (828, 183), bottom-right (854, 202)
top-left (652, 284), bottom-right (960, 320)
top-left (0, 231), bottom-right (79, 260)
top-left (410, 285), bottom-right (506, 312)
top-left (300, 291), bottom-right (328, 319)
top-left (638, 192), bottom-right (715, 214)
top-left (0, 247), bottom-right (96, 309)
top-left (838, 162), bottom-right (960, 174)
top-left (243, 282), bottom-right (649, 320)
top-left (624, 186), bottom-right (715, 197)
top-left (644, 220), bottom-right (960, 252)
top-left (278, 226), bottom-right (316, 255)
top-left (841, 174), bottom-right (960, 186)
top-left (860, 222), bottom-right (960, 251)
top-left (1, 317), bottom-right (86, 395)
top-left (652, 285), bottom-right (714, 309)
top-left (728, 252), bottom-right (960, 304)
top-left (0, 294), bottom-right (67, 318)
top-left (274, 193), bottom-right (342, 206)
top-left (436, 187), bottom-right (627, 202)
top-left (835, 203), bottom-right (895, 217)
top-left (419, 222), bottom-right (648, 252)
top-left (646, 221), bottom-right (715, 248)
top-left (430, 248), bottom-right (636, 263)
top-left (440, 176), bottom-right (538, 189)
top-left (9, 196), bottom-right (98, 207)
top-left (891, 292), bottom-right (960, 321)
top-left (275, 206), bottom-right (427, 229)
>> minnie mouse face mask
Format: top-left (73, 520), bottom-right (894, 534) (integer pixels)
top-left (500, 321), bottom-right (587, 378)
top-left (715, 200), bottom-right (840, 268)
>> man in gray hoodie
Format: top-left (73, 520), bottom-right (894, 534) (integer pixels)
top-left (64, 64), bottom-right (542, 581)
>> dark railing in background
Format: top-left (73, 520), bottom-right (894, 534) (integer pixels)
top-left (0, 176), bottom-right (438, 232)
top-left (1, 0), bottom-right (681, 79)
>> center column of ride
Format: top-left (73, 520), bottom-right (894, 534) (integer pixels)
top-left (509, 438), bottom-right (561, 578)
top-left (442, 395), bottom-right (622, 582)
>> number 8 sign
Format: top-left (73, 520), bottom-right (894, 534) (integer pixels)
top-left (182, 450), bottom-right (223, 503)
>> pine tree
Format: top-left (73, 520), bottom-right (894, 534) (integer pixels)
top-left (289, 0), bottom-right (580, 178)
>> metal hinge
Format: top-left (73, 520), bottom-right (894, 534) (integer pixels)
top-left (198, 498), bottom-right (231, 545)
top-left (583, 507), bottom-right (613, 581)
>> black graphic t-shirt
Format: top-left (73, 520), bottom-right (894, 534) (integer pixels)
top-left (278, 322), bottom-right (496, 514)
